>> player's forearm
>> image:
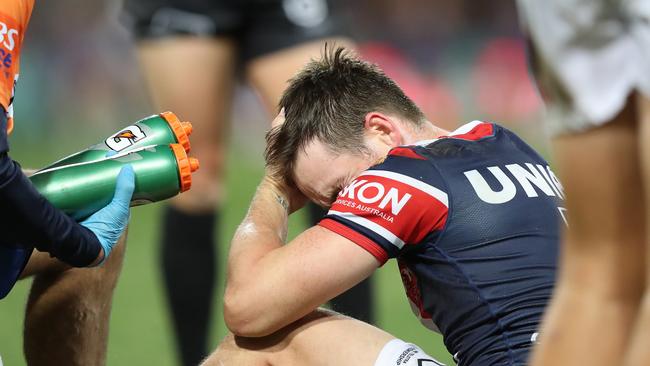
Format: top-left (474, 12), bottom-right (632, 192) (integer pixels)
top-left (228, 178), bottom-right (288, 265)
top-left (224, 178), bottom-right (298, 336)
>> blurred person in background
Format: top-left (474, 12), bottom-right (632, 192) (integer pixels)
top-left (0, 0), bottom-right (134, 365)
top-left (517, 1), bottom-right (650, 366)
top-left (120, 0), bottom-right (372, 364)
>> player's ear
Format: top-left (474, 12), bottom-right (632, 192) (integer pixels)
top-left (364, 112), bottom-right (403, 147)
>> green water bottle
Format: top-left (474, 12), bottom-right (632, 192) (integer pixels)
top-left (30, 144), bottom-right (200, 220)
top-left (45, 111), bottom-right (193, 169)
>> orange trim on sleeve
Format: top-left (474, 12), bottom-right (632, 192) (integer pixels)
top-left (319, 218), bottom-right (389, 265)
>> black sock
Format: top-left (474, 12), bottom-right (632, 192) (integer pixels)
top-left (307, 203), bottom-right (375, 324)
top-left (161, 206), bottom-right (217, 366)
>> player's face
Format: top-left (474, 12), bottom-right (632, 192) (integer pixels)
top-left (293, 138), bottom-right (388, 208)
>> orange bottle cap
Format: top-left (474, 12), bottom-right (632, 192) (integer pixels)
top-left (189, 157), bottom-right (200, 172)
top-left (170, 143), bottom-right (200, 192)
top-left (181, 122), bottom-right (193, 136)
top-left (160, 111), bottom-right (192, 153)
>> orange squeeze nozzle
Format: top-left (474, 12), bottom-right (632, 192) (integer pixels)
top-left (170, 143), bottom-right (200, 193)
top-left (189, 157), bottom-right (200, 172)
top-left (160, 111), bottom-right (193, 153)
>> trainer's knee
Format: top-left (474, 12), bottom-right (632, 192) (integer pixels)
top-left (23, 231), bottom-right (128, 365)
top-left (95, 230), bottom-right (127, 286)
top-left (22, 228), bottom-right (127, 279)
top-left (29, 230), bottom-right (127, 302)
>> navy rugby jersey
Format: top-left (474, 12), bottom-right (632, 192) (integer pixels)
top-left (319, 121), bottom-right (562, 366)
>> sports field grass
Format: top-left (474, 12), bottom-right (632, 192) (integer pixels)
top-left (0, 132), bottom-right (454, 365)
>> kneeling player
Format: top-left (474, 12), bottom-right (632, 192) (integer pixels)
top-left (202, 48), bottom-right (562, 366)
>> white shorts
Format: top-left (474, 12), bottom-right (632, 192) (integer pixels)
top-left (517, 0), bottom-right (650, 136)
top-left (374, 339), bottom-right (445, 366)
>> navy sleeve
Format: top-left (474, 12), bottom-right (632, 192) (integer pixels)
top-left (0, 113), bottom-right (101, 267)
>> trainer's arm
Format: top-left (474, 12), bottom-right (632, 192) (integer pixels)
top-left (223, 177), bottom-right (379, 337)
top-left (0, 119), bottom-right (102, 266)
top-left (0, 155), bottom-right (105, 267)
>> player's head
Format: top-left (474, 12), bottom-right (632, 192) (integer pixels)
top-left (265, 46), bottom-right (429, 206)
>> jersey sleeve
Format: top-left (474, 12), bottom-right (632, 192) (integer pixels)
top-left (0, 109), bottom-right (101, 267)
top-left (318, 149), bottom-right (449, 265)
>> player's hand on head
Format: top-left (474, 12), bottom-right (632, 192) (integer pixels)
top-left (265, 108), bottom-right (307, 212)
top-left (82, 165), bottom-right (135, 266)
top-left (263, 173), bottom-right (307, 214)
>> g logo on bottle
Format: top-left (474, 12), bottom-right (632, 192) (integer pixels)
top-left (105, 125), bottom-right (146, 152)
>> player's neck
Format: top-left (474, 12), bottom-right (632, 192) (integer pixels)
top-left (402, 121), bottom-right (449, 145)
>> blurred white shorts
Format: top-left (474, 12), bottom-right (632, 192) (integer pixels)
top-left (517, 0), bottom-right (650, 136)
top-left (374, 339), bottom-right (445, 366)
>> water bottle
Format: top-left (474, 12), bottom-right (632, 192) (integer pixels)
top-left (30, 144), bottom-right (199, 220)
top-left (45, 112), bottom-right (192, 169)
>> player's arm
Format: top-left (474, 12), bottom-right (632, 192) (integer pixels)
top-left (223, 177), bottom-right (379, 337)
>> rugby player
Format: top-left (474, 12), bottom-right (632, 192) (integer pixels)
top-left (0, 1), bottom-right (133, 364)
top-left (121, 1), bottom-right (370, 364)
top-left (517, 2), bottom-right (650, 365)
top-left (201, 47), bottom-right (562, 366)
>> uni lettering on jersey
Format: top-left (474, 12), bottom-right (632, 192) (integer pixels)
top-left (464, 163), bottom-right (564, 204)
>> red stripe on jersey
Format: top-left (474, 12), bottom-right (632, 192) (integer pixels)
top-left (319, 218), bottom-right (389, 265)
top-left (399, 260), bottom-right (433, 319)
top-left (331, 174), bottom-right (448, 246)
top-left (388, 147), bottom-right (426, 160)
top-left (443, 122), bottom-right (494, 141)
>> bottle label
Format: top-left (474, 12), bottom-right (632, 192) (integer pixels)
top-left (105, 125), bottom-right (147, 152)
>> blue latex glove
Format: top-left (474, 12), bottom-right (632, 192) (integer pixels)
top-left (81, 165), bottom-right (135, 265)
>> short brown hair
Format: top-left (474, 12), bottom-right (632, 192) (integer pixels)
top-left (265, 46), bottom-right (426, 183)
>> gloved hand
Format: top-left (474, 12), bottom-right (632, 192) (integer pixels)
top-left (81, 165), bottom-right (135, 265)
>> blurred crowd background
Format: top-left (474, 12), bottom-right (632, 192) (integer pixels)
top-left (12, 0), bottom-right (546, 155)
top-left (0, 1), bottom-right (550, 365)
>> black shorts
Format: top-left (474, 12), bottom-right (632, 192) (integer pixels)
top-left (121, 0), bottom-right (344, 61)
